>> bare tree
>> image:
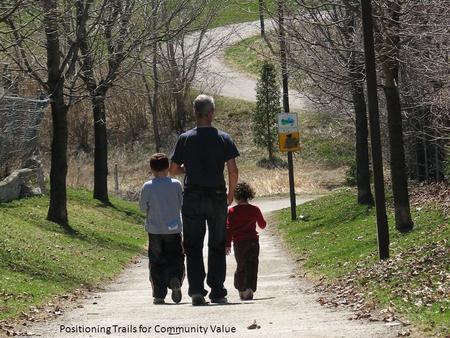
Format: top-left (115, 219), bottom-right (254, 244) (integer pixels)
top-left (138, 0), bottom-right (224, 143)
top-left (0, 0), bottom-right (22, 23)
top-left (280, 1), bottom-right (374, 205)
top-left (1, 0), bottom-right (88, 228)
top-left (374, 0), bottom-right (414, 232)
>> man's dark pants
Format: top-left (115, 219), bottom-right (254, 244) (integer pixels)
top-left (148, 233), bottom-right (185, 299)
top-left (233, 239), bottom-right (260, 292)
top-left (182, 189), bottom-right (228, 299)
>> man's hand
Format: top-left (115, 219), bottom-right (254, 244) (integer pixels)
top-left (225, 247), bottom-right (231, 255)
top-left (226, 158), bottom-right (238, 206)
top-left (227, 191), bottom-right (234, 206)
top-left (169, 162), bottom-right (185, 176)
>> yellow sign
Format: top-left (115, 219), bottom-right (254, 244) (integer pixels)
top-left (279, 132), bottom-right (300, 152)
top-left (278, 113), bottom-right (300, 152)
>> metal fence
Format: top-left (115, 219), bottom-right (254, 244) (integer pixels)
top-left (0, 95), bottom-right (49, 179)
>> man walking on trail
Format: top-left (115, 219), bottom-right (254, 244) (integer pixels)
top-left (170, 94), bottom-right (239, 306)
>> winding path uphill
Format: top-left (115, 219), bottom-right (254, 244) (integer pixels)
top-left (29, 197), bottom-right (400, 338)
top-left (25, 21), bottom-right (402, 338)
top-left (191, 21), bottom-right (310, 111)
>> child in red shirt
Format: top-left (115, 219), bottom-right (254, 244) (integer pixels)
top-left (226, 182), bottom-right (266, 300)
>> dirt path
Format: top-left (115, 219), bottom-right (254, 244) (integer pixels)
top-left (27, 197), bottom-right (400, 338)
top-left (192, 21), bottom-right (311, 110)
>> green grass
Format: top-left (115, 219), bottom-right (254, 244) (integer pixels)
top-left (299, 113), bottom-right (354, 168)
top-left (277, 189), bottom-right (449, 336)
top-left (0, 189), bottom-right (146, 321)
top-left (224, 35), bottom-right (267, 75)
top-left (210, 0), bottom-right (276, 28)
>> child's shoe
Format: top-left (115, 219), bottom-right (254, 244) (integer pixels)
top-left (153, 297), bottom-right (165, 305)
top-left (169, 278), bottom-right (182, 304)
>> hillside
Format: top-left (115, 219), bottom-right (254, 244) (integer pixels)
top-left (0, 189), bottom-right (146, 323)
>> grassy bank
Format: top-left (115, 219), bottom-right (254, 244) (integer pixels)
top-left (224, 35), bottom-right (269, 76)
top-left (0, 189), bottom-right (146, 322)
top-left (277, 189), bottom-right (449, 336)
top-left (211, 1), bottom-right (276, 28)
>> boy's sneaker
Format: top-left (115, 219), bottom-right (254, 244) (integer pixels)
top-left (191, 294), bottom-right (207, 306)
top-left (169, 278), bottom-right (182, 304)
top-left (210, 297), bottom-right (228, 304)
top-left (153, 297), bottom-right (165, 305)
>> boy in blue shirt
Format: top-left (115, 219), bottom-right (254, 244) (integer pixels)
top-left (139, 153), bottom-right (185, 304)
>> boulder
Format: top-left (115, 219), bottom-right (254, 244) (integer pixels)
top-left (0, 170), bottom-right (22, 202)
top-left (0, 168), bottom-right (44, 203)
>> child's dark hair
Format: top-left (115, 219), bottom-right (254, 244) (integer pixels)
top-left (150, 153), bottom-right (169, 172)
top-left (234, 182), bottom-right (255, 201)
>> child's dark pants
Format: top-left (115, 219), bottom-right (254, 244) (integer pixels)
top-left (148, 233), bottom-right (185, 299)
top-left (233, 239), bottom-right (260, 292)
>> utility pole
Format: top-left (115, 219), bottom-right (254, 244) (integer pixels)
top-left (360, 0), bottom-right (389, 260)
top-left (278, 0), bottom-right (297, 221)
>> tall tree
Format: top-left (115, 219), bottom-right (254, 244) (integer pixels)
top-left (280, 1), bottom-right (374, 204)
top-left (344, 7), bottom-right (374, 205)
top-left (253, 61), bottom-right (280, 161)
top-left (1, 0), bottom-right (87, 227)
top-left (376, 0), bottom-right (413, 232)
top-left (78, 0), bottom-right (156, 203)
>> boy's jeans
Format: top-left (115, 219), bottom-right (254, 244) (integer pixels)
top-left (233, 239), bottom-right (260, 292)
top-left (148, 233), bottom-right (185, 299)
top-left (182, 189), bottom-right (228, 300)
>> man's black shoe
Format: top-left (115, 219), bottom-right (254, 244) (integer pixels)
top-left (192, 294), bottom-right (207, 306)
top-left (210, 297), bottom-right (228, 304)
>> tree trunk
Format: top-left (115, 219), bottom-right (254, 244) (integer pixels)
top-left (384, 84), bottom-right (414, 232)
top-left (175, 92), bottom-right (187, 134)
top-left (345, 12), bottom-right (374, 205)
top-left (47, 93), bottom-right (69, 226)
top-left (141, 62), bottom-right (161, 152)
top-left (380, 0), bottom-right (413, 232)
top-left (259, 0), bottom-right (265, 38)
top-left (92, 94), bottom-right (109, 203)
top-left (266, 98), bottom-right (273, 161)
top-left (44, 0), bottom-right (69, 228)
top-left (352, 81), bottom-right (374, 205)
top-left (151, 41), bottom-right (161, 152)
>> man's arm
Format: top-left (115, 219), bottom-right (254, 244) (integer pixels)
top-left (169, 162), bottom-right (185, 176)
top-left (226, 158), bottom-right (238, 206)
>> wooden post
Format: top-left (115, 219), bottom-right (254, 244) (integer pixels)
top-left (114, 163), bottom-right (119, 194)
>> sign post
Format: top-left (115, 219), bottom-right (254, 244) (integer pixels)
top-left (277, 0), bottom-right (297, 221)
top-left (278, 113), bottom-right (300, 153)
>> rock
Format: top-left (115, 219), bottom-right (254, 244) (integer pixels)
top-left (0, 168), bottom-right (44, 203)
top-left (0, 170), bottom-right (22, 202)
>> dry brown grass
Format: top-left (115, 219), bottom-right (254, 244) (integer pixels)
top-left (39, 93), bottom-right (347, 199)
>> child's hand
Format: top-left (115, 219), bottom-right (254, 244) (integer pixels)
top-left (225, 247), bottom-right (231, 255)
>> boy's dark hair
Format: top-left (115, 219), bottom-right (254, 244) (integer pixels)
top-left (150, 153), bottom-right (169, 172)
top-left (234, 182), bottom-right (255, 201)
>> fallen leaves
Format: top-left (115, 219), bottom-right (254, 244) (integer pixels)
top-left (410, 182), bottom-right (450, 217)
top-left (247, 320), bottom-right (261, 330)
top-left (313, 238), bottom-right (449, 334)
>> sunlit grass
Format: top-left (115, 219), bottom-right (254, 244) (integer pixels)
top-left (0, 189), bottom-right (146, 321)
